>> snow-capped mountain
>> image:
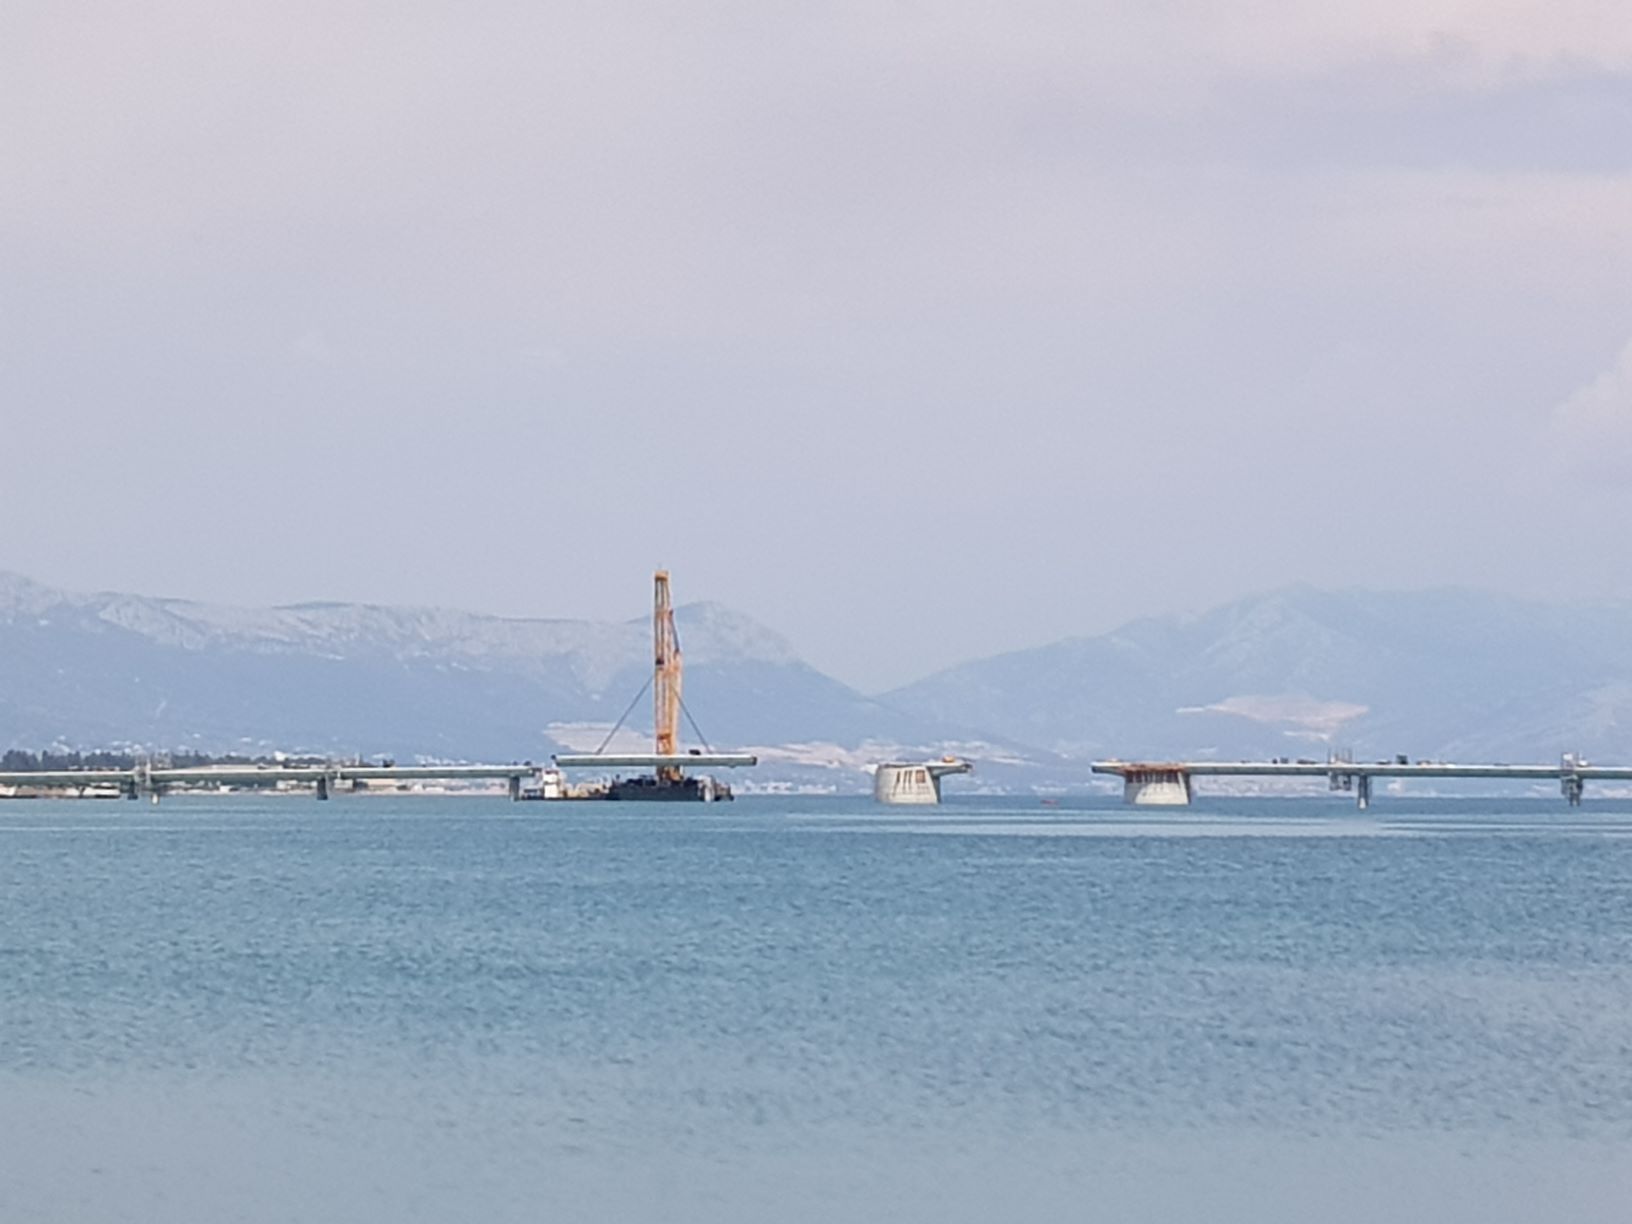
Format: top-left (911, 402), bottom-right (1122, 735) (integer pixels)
top-left (0, 573), bottom-right (978, 778)
top-left (882, 585), bottom-right (1632, 765)
top-left (10, 573), bottom-right (1632, 788)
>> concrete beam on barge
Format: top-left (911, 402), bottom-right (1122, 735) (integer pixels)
top-left (1091, 757), bottom-right (1632, 808)
top-left (552, 754), bottom-right (758, 770)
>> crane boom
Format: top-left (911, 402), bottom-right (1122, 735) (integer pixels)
top-left (652, 570), bottom-right (683, 780)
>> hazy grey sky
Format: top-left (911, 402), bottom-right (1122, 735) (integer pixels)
top-left (4, 2), bottom-right (1631, 689)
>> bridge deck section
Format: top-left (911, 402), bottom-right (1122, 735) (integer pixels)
top-left (1091, 759), bottom-right (1631, 807)
top-left (0, 763), bottom-right (541, 800)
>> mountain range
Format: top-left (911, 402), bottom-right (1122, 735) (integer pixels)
top-left (884, 585), bottom-right (1632, 766)
top-left (4, 572), bottom-right (1632, 790)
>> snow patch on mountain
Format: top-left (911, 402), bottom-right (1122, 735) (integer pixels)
top-left (1177, 694), bottom-right (1369, 736)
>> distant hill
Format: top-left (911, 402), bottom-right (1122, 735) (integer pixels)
top-left (8, 574), bottom-right (1632, 788)
top-left (881, 586), bottom-right (1632, 764)
top-left (0, 573), bottom-right (963, 771)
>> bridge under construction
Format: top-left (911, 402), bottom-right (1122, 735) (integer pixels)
top-left (1, 570), bottom-right (755, 805)
top-left (0, 761), bottom-right (544, 803)
top-left (1092, 755), bottom-right (1632, 808)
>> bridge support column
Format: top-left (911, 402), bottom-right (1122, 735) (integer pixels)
top-left (135, 760), bottom-right (156, 803)
top-left (1562, 774), bottom-right (1584, 806)
top-left (315, 775), bottom-right (330, 801)
top-left (875, 764), bottom-right (946, 805)
top-left (1123, 768), bottom-right (1192, 806)
top-left (509, 775), bottom-right (522, 801)
top-left (1355, 775), bottom-right (1372, 811)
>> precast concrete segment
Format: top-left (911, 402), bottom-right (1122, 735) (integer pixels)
top-left (553, 754), bottom-right (757, 769)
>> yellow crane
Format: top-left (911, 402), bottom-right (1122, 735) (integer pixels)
top-left (652, 569), bottom-right (683, 782)
top-left (552, 569), bottom-right (758, 800)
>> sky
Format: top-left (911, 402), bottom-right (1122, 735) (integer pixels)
top-left (4, 1), bottom-right (1632, 690)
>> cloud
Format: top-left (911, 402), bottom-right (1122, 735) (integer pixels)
top-left (1551, 338), bottom-right (1632, 480)
top-left (4, 1), bottom-right (1632, 686)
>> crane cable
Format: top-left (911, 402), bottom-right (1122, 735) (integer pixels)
top-left (591, 674), bottom-right (654, 756)
top-left (678, 695), bottom-right (714, 755)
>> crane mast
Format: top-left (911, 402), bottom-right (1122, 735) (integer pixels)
top-left (652, 570), bottom-right (683, 782)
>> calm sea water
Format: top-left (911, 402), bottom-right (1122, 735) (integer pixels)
top-left (2, 793), bottom-right (1629, 1222)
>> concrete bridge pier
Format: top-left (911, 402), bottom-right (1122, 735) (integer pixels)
top-left (509, 774), bottom-right (522, 801)
top-left (1123, 768), bottom-right (1193, 806)
top-left (1355, 774), bottom-right (1372, 810)
top-left (1562, 774), bottom-right (1585, 806)
top-left (315, 774), bottom-right (330, 801)
top-left (873, 759), bottom-right (974, 805)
